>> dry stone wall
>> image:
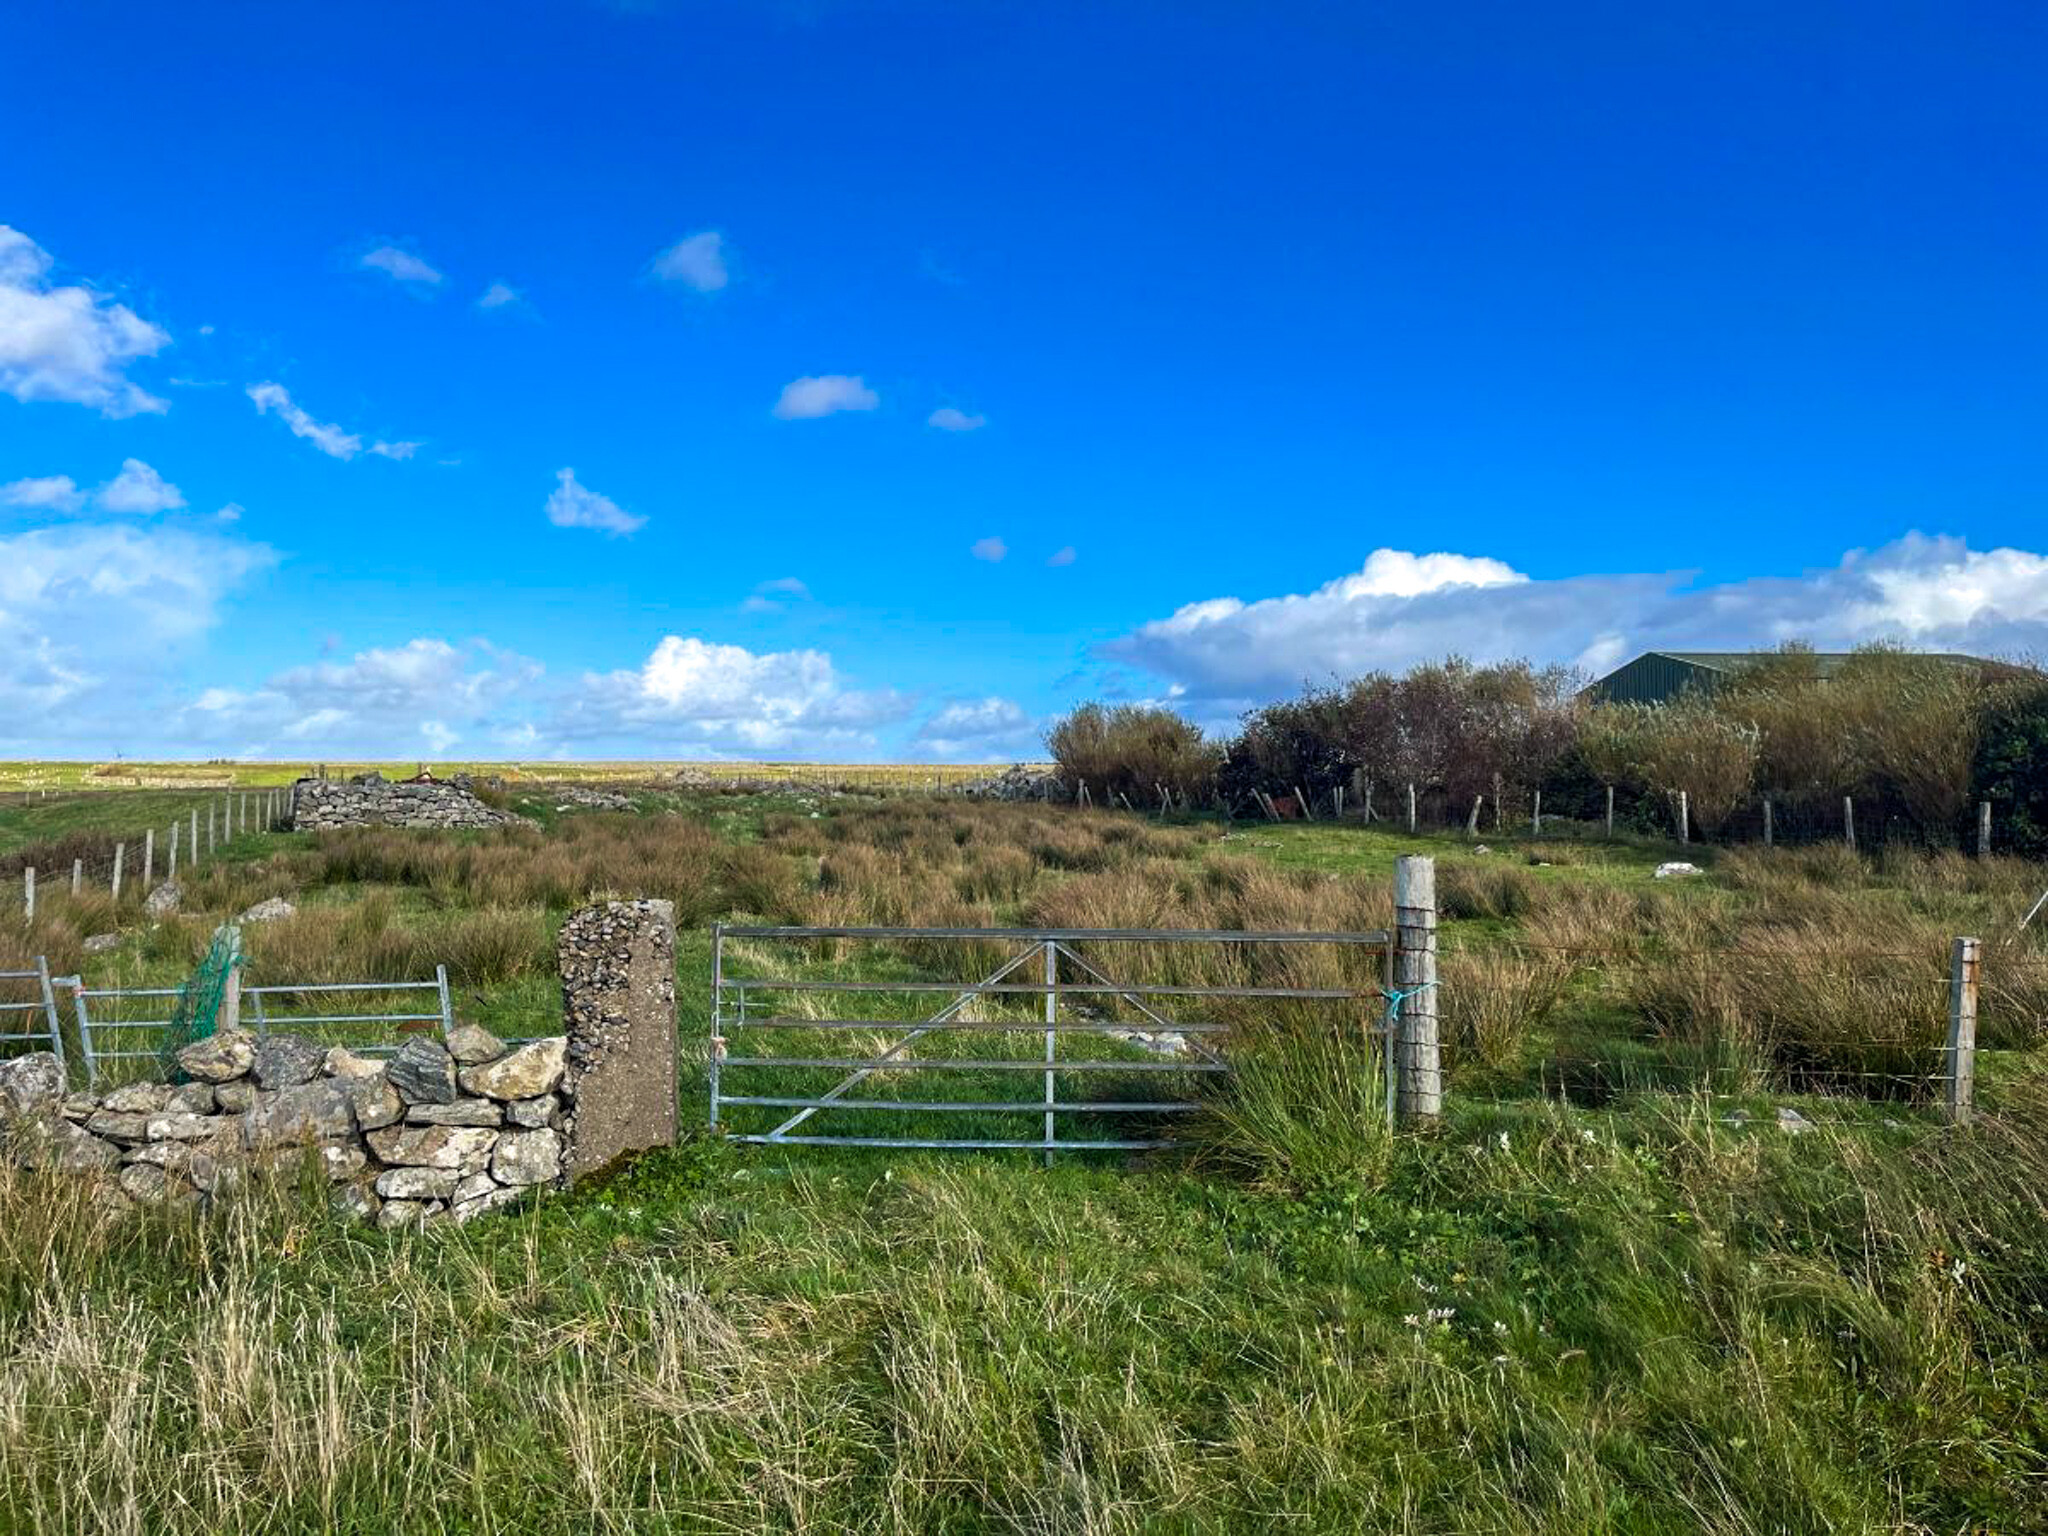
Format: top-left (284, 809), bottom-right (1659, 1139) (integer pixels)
top-left (0, 896), bottom-right (683, 1225)
top-left (0, 1026), bottom-right (568, 1226)
top-left (288, 777), bottom-right (525, 832)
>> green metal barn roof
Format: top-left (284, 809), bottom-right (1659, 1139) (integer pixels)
top-left (1585, 650), bottom-right (1991, 705)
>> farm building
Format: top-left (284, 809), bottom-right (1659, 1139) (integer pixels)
top-left (1585, 650), bottom-right (1992, 705)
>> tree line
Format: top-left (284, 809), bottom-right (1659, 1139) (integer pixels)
top-left (1045, 646), bottom-right (2048, 854)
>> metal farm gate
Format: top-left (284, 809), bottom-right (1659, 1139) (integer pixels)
top-left (710, 924), bottom-right (1393, 1157)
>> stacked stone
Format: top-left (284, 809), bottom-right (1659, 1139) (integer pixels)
top-left (558, 899), bottom-right (677, 1184)
top-left (550, 785), bottom-right (635, 811)
top-left (0, 1024), bottom-right (570, 1228)
top-left (286, 778), bottom-right (528, 832)
top-left (957, 765), bottom-right (1067, 802)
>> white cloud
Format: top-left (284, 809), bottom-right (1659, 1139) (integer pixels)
top-left (94, 458), bottom-right (186, 514)
top-left (0, 475), bottom-right (84, 513)
top-left (0, 225), bottom-right (169, 416)
top-left (970, 536), bottom-right (1007, 562)
top-left (915, 696), bottom-right (1038, 760)
top-left (1105, 535), bottom-right (2048, 702)
top-left (215, 503), bottom-right (244, 523)
top-left (545, 468), bottom-right (645, 535)
top-left (476, 282), bottom-right (521, 309)
top-left (649, 232), bottom-right (728, 292)
top-left (247, 381), bottom-right (416, 461)
top-left (1047, 546), bottom-right (1076, 567)
top-left (741, 576), bottom-right (812, 614)
top-left (184, 638), bottom-right (543, 753)
top-left (360, 246), bottom-right (444, 286)
top-left (0, 523), bottom-right (270, 731)
top-left (927, 406), bottom-right (986, 432)
top-left (772, 374), bottom-right (878, 420)
top-left (555, 635), bottom-right (912, 753)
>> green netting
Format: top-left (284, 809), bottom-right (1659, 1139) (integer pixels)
top-left (162, 923), bottom-right (243, 1079)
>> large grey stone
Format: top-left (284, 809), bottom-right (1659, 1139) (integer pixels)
top-left (505, 1096), bottom-right (555, 1129)
top-left (406, 1098), bottom-right (501, 1128)
top-left (323, 1047), bottom-right (385, 1080)
top-left (238, 896), bottom-right (295, 924)
top-left (126, 1140), bottom-right (220, 1191)
top-left (375, 1166), bottom-right (459, 1201)
top-left (176, 1028), bottom-right (257, 1084)
top-left (142, 1113), bottom-right (229, 1143)
top-left (166, 1082), bottom-right (218, 1115)
top-left (143, 880), bottom-right (181, 917)
top-left (344, 1075), bottom-right (404, 1131)
top-left (452, 1185), bottom-right (524, 1224)
top-left (319, 1143), bottom-right (368, 1181)
top-left (364, 1124), bottom-right (496, 1171)
top-left (458, 1038), bottom-right (565, 1102)
top-left (84, 1111), bottom-right (153, 1145)
top-left (240, 1081), bottom-right (356, 1150)
top-left (444, 1023), bottom-right (504, 1065)
top-left (214, 1080), bottom-right (259, 1113)
top-left (388, 1037), bottom-right (457, 1105)
top-left (491, 1128), bottom-right (562, 1187)
top-left (0, 1052), bottom-right (66, 1120)
top-left (333, 1182), bottom-right (379, 1223)
top-left (101, 1083), bottom-right (171, 1115)
top-left (252, 1034), bottom-right (326, 1091)
top-left (451, 1170), bottom-right (497, 1204)
top-left (82, 932), bottom-right (121, 954)
top-left (119, 1161), bottom-right (196, 1205)
top-left (376, 1199), bottom-right (428, 1231)
top-left (10, 1118), bottom-right (119, 1172)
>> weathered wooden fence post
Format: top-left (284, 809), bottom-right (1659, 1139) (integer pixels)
top-left (1393, 855), bottom-right (1440, 1122)
top-left (143, 828), bottom-right (154, 887)
top-left (189, 809), bottom-right (198, 867)
top-left (168, 821), bottom-right (179, 880)
top-left (1945, 936), bottom-right (1980, 1124)
top-left (1763, 796), bottom-right (1774, 848)
top-left (1295, 784), bottom-right (1314, 822)
top-left (1978, 801), bottom-right (1992, 860)
top-left (1678, 789), bottom-right (1690, 845)
top-left (1605, 784), bottom-right (1614, 838)
top-left (1531, 789), bottom-right (1541, 837)
top-left (70, 859), bottom-right (82, 897)
top-left (1844, 795), bottom-right (1857, 852)
top-left (1466, 795), bottom-right (1483, 836)
top-left (23, 867), bottom-right (34, 927)
top-left (1407, 782), bottom-right (1417, 833)
top-left (112, 842), bottom-right (124, 902)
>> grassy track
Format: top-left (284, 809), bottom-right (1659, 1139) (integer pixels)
top-left (0, 785), bottom-right (2044, 1532)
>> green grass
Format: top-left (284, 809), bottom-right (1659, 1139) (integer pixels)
top-left (2, 785), bottom-right (2044, 1531)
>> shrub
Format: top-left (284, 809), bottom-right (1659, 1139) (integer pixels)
top-left (1974, 671), bottom-right (2048, 858)
top-left (1044, 703), bottom-right (1220, 805)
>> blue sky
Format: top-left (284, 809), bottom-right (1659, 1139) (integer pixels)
top-left (3, 1), bottom-right (2045, 761)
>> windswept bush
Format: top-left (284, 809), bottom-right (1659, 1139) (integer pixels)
top-left (1045, 702), bottom-right (1221, 805)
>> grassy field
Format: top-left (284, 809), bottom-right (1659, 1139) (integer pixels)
top-left (1, 785), bottom-right (2045, 1532)
top-left (0, 760), bottom-right (1031, 793)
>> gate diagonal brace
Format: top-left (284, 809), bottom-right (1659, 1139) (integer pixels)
top-left (1051, 941), bottom-right (1228, 1068)
top-left (760, 940), bottom-right (1047, 1141)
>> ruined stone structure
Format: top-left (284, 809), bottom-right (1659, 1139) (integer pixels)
top-left (287, 776), bottom-right (525, 832)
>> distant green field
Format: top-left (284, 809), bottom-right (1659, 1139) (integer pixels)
top-left (0, 759), bottom-right (1039, 793)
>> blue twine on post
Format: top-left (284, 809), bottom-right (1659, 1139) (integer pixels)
top-left (1379, 980), bottom-right (1437, 1038)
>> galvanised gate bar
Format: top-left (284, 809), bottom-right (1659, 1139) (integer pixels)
top-left (710, 924), bottom-right (1394, 1156)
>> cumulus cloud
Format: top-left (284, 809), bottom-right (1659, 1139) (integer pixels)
top-left (183, 638), bottom-right (543, 754)
top-left (247, 382), bottom-right (416, 461)
top-left (360, 245), bottom-right (444, 286)
top-left (970, 536), bottom-right (1007, 562)
top-left (1047, 546), bottom-right (1076, 567)
top-left (0, 475), bottom-right (84, 513)
top-left (0, 523), bottom-right (271, 733)
top-left (544, 468), bottom-right (645, 535)
top-left (914, 696), bottom-right (1038, 759)
top-left (554, 635), bottom-right (912, 754)
top-left (0, 225), bottom-right (169, 416)
top-left (1105, 536), bottom-right (2048, 702)
top-left (772, 374), bottom-right (878, 420)
top-left (649, 232), bottom-right (729, 291)
top-left (927, 406), bottom-right (986, 432)
top-left (94, 458), bottom-right (186, 514)
top-left (476, 282), bottom-right (521, 309)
